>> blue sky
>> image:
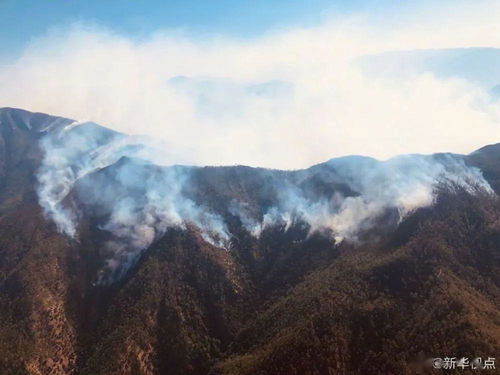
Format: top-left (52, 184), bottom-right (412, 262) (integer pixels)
top-left (0, 0), bottom-right (401, 52)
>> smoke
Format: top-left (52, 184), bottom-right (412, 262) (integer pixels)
top-left (229, 199), bottom-right (263, 237)
top-left (37, 120), bottom-right (231, 281)
top-left (76, 158), bottom-right (232, 280)
top-left (220, 154), bottom-right (493, 243)
top-left (3, 1), bottom-right (500, 168)
top-left (20, 0), bottom-right (500, 280)
top-left (37, 121), bottom-right (127, 236)
top-left (36, 117), bottom-right (492, 282)
top-left (279, 154), bottom-right (492, 242)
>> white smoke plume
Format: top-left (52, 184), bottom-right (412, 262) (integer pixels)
top-left (37, 120), bottom-right (231, 281)
top-left (4, 1), bottom-right (500, 169)
top-left (37, 121), bottom-right (127, 236)
top-left (217, 154), bottom-right (493, 242)
top-left (278, 154), bottom-right (492, 242)
top-left (36, 118), bottom-right (492, 281)
top-left (22, 0), bottom-right (497, 279)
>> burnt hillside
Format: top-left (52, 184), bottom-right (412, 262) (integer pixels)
top-left (0, 108), bottom-right (499, 375)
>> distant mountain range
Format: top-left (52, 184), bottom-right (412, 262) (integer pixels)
top-left (0, 107), bottom-right (499, 375)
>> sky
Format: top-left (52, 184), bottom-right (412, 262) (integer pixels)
top-left (0, 0), bottom-right (382, 53)
top-left (2, 0), bottom-right (500, 169)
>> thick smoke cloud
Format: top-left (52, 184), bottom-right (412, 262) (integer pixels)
top-left (37, 119), bottom-right (492, 282)
top-left (21, 0), bottom-right (500, 280)
top-left (37, 121), bottom-right (231, 280)
top-left (228, 154), bottom-right (492, 243)
top-left (37, 121), bottom-right (127, 237)
top-left (280, 155), bottom-right (491, 242)
top-left (75, 158), bottom-right (232, 280)
top-left (3, 1), bottom-right (500, 168)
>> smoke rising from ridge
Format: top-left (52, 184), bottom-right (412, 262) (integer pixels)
top-left (36, 118), bottom-right (493, 281)
top-left (19, 0), bottom-right (500, 280)
top-left (37, 121), bottom-right (233, 280)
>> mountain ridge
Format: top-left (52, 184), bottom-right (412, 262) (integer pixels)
top-left (0, 107), bottom-right (499, 374)
top-left (2, 106), bottom-right (499, 170)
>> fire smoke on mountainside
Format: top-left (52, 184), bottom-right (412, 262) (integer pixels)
top-left (36, 120), bottom-right (493, 281)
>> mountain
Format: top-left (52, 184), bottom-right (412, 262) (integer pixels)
top-left (0, 107), bottom-right (499, 375)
